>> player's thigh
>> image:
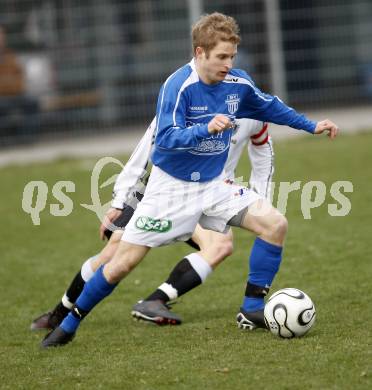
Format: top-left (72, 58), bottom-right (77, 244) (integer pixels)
top-left (192, 224), bottom-right (216, 249)
top-left (241, 199), bottom-right (286, 236)
top-left (200, 180), bottom-right (261, 234)
top-left (193, 224), bottom-right (233, 252)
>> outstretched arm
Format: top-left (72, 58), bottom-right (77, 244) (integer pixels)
top-left (236, 72), bottom-right (340, 136)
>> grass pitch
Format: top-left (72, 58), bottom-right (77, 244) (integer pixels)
top-left (1, 132), bottom-right (371, 389)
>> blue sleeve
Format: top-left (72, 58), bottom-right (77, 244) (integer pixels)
top-left (155, 81), bottom-right (210, 150)
top-left (237, 81), bottom-right (316, 133)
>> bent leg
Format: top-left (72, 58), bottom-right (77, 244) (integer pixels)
top-left (31, 230), bottom-right (125, 331)
top-left (133, 226), bottom-right (234, 324)
top-left (62, 230), bottom-right (124, 307)
top-left (146, 225), bottom-right (233, 302)
top-left (238, 199), bottom-right (287, 316)
top-left (191, 224), bottom-right (234, 269)
top-left (57, 241), bottom-right (149, 336)
top-left (240, 199), bottom-right (288, 246)
top-left (72, 230), bottom-right (124, 300)
top-left (103, 241), bottom-right (150, 283)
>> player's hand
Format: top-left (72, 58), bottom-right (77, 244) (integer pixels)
top-left (208, 114), bottom-right (233, 134)
top-left (314, 119), bottom-right (339, 140)
top-left (99, 207), bottom-right (123, 240)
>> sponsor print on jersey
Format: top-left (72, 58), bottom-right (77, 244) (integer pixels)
top-left (185, 118), bottom-right (232, 155)
top-left (135, 216), bottom-right (172, 233)
top-left (189, 105), bottom-right (208, 112)
top-left (193, 139), bottom-right (226, 153)
top-left (225, 94), bottom-right (240, 115)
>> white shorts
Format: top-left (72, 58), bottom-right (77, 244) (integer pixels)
top-left (122, 166), bottom-right (262, 247)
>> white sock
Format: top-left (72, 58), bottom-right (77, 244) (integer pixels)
top-left (61, 293), bottom-right (74, 309)
top-left (81, 255), bottom-right (98, 282)
top-left (158, 283), bottom-right (179, 300)
top-left (185, 253), bottom-right (213, 283)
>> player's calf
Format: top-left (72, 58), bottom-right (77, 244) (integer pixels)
top-left (261, 213), bottom-right (288, 245)
top-left (104, 242), bottom-right (149, 283)
top-left (242, 201), bottom-right (288, 246)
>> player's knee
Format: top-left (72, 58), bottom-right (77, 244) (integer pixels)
top-left (104, 242), bottom-right (147, 283)
top-left (104, 257), bottom-right (135, 283)
top-left (219, 239), bottom-right (234, 259)
top-left (99, 231), bottom-right (123, 263)
top-left (265, 213), bottom-right (288, 243)
top-left (90, 255), bottom-right (107, 272)
top-left (207, 238), bottom-right (234, 267)
top-left (109, 230), bottom-right (123, 244)
top-left (116, 258), bottom-right (137, 276)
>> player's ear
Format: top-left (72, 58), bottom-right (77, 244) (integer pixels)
top-left (195, 46), bottom-right (204, 58)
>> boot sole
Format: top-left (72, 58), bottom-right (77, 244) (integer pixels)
top-left (131, 310), bottom-right (181, 325)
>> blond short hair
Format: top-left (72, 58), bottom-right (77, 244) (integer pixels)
top-left (191, 12), bottom-right (241, 56)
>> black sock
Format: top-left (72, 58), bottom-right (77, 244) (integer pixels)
top-left (64, 270), bottom-right (86, 305)
top-left (52, 301), bottom-right (70, 318)
top-left (145, 258), bottom-right (202, 302)
top-left (145, 289), bottom-right (169, 303)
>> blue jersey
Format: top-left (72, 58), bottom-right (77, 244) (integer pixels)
top-left (152, 59), bottom-right (316, 182)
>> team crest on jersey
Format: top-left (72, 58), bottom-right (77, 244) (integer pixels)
top-left (225, 94), bottom-right (240, 114)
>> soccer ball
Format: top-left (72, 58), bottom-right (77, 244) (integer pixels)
top-left (264, 288), bottom-right (316, 338)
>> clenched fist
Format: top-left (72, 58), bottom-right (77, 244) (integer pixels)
top-left (208, 114), bottom-right (234, 134)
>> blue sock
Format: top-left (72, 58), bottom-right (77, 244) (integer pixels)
top-left (60, 265), bottom-right (117, 334)
top-left (242, 237), bottom-right (283, 312)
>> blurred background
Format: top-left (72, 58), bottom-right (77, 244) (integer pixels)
top-left (0, 0), bottom-right (371, 149)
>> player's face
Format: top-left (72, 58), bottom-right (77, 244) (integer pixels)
top-left (196, 41), bottom-right (237, 84)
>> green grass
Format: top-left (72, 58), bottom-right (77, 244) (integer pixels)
top-left (1, 132), bottom-right (372, 389)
